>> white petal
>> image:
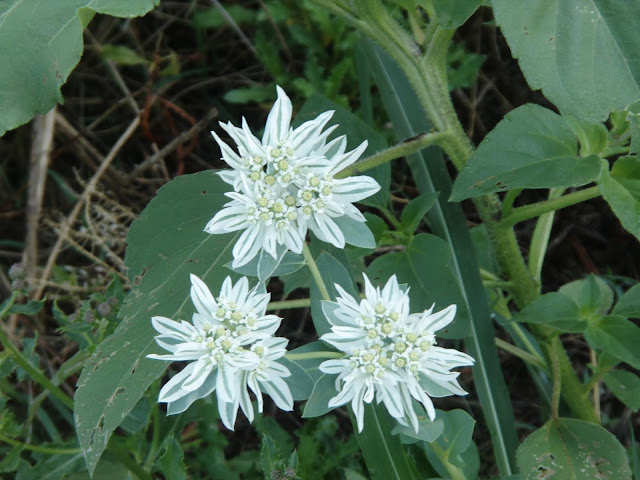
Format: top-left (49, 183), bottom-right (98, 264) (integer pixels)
top-left (190, 274), bottom-right (217, 318)
top-left (232, 225), bottom-right (264, 268)
top-left (158, 362), bottom-right (198, 402)
top-left (331, 176), bottom-right (381, 203)
top-left (311, 214), bottom-right (345, 248)
top-left (204, 205), bottom-right (249, 234)
top-left (217, 364), bottom-right (239, 403)
top-left (261, 376), bottom-right (294, 411)
top-left (263, 86), bottom-right (292, 145)
top-left (218, 398), bottom-right (240, 431)
top-left (182, 360), bottom-right (214, 392)
top-left (329, 140), bottom-right (368, 174)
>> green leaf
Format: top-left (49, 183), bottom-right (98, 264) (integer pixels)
top-left (600, 156), bottom-right (640, 241)
top-left (294, 93), bottom-right (390, 208)
top-left (432, 0), bottom-right (482, 28)
top-left (191, 4), bottom-right (256, 30)
top-left (564, 117), bottom-right (608, 156)
top-left (74, 172), bottom-right (238, 475)
top-left (279, 355), bottom-right (315, 401)
top-left (604, 370), bottom-right (640, 412)
top-left (400, 192), bottom-right (439, 235)
top-left (585, 315), bottom-right (640, 369)
top-left (367, 234), bottom-right (471, 339)
top-left (364, 40), bottom-right (518, 476)
top-left (333, 216), bottom-right (376, 249)
top-left (392, 418), bottom-right (445, 444)
top-left (559, 274), bottom-right (614, 320)
top-left (0, 0), bottom-right (158, 137)
top-left (423, 409), bottom-right (479, 480)
top-left (8, 299), bottom-right (45, 315)
top-left (355, 405), bottom-right (419, 480)
top-left (613, 283), bottom-right (640, 318)
top-left (156, 438), bottom-right (186, 480)
top-left (492, 0), bottom-right (640, 122)
top-left (302, 373), bottom-right (338, 418)
top-left (450, 104), bottom-right (602, 200)
top-left (286, 340), bottom-right (331, 384)
top-left (100, 45), bottom-right (149, 66)
top-left (516, 418), bottom-right (632, 480)
top-left (309, 251), bottom-right (358, 336)
top-left (260, 435), bottom-right (280, 478)
top-left (223, 85), bottom-right (277, 105)
top-left (513, 292), bottom-right (585, 332)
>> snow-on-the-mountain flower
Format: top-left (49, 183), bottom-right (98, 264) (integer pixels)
top-left (147, 274), bottom-right (293, 429)
top-left (205, 86), bottom-right (380, 267)
top-left (319, 274), bottom-right (474, 433)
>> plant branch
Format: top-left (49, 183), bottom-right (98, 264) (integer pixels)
top-left (495, 338), bottom-right (547, 371)
top-left (498, 186), bottom-right (601, 228)
top-left (302, 243), bottom-right (331, 301)
top-left (550, 341), bottom-right (561, 420)
top-left (267, 298), bottom-right (312, 310)
top-left (335, 131), bottom-right (450, 178)
top-left (0, 433), bottom-right (81, 455)
top-left (286, 351), bottom-right (344, 361)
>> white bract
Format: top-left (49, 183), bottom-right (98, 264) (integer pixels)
top-left (319, 274), bottom-right (474, 433)
top-left (148, 274), bottom-right (293, 430)
top-left (205, 86), bottom-right (380, 267)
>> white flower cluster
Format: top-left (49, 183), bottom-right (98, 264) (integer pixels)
top-left (319, 275), bottom-right (474, 433)
top-left (205, 86), bottom-right (380, 267)
top-left (148, 274), bottom-right (293, 430)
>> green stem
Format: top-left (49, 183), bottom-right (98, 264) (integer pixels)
top-left (483, 280), bottom-right (514, 289)
top-left (302, 243), bottom-right (331, 301)
top-left (537, 335), bottom-right (598, 423)
top-left (285, 351), bottom-right (344, 361)
top-left (495, 338), bottom-right (547, 371)
top-left (0, 433), bottom-right (81, 454)
top-left (0, 292), bottom-right (74, 410)
top-left (528, 188), bottom-right (566, 284)
top-left (379, 206), bottom-right (403, 230)
top-left (335, 131), bottom-right (451, 178)
top-left (498, 186), bottom-right (601, 228)
top-left (267, 298), bottom-right (311, 310)
top-left (583, 365), bottom-right (613, 395)
top-left (550, 341), bottom-right (561, 420)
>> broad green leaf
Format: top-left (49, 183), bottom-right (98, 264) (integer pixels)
top-left (559, 274), bottom-right (614, 320)
top-left (279, 356), bottom-right (315, 401)
top-left (600, 156), bottom-right (640, 241)
top-left (367, 234), bottom-right (471, 339)
top-left (155, 438), bottom-right (186, 480)
top-left (228, 250), bottom-right (305, 280)
top-left (309, 251), bottom-right (358, 337)
top-left (516, 418), bottom-right (632, 480)
top-left (294, 93), bottom-right (390, 208)
top-left (613, 283), bottom-right (640, 318)
top-left (365, 41), bottom-right (518, 476)
top-left (423, 409), bottom-right (479, 480)
top-left (492, 0), bottom-right (640, 122)
top-left (74, 172), bottom-right (238, 475)
top-left (333, 216), bottom-right (376, 249)
top-left (392, 418), bottom-right (445, 444)
top-left (585, 315), bottom-right (640, 370)
top-left (604, 370), bottom-right (640, 412)
top-left (286, 340), bottom-right (331, 384)
top-left (564, 117), bottom-right (608, 156)
top-left (302, 373), bottom-right (338, 418)
top-left (0, 0), bottom-right (158, 137)
top-left (400, 192), bottom-right (439, 235)
top-left (100, 45), bottom-right (149, 66)
top-left (7, 299), bottom-right (45, 315)
top-left (450, 104), bottom-right (602, 200)
top-left (513, 292), bottom-right (585, 332)
top-left (432, 0), bottom-right (482, 28)
top-left (355, 405), bottom-right (419, 480)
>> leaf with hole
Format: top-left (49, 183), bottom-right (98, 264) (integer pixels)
top-left (516, 418), bottom-right (631, 480)
top-left (74, 172), bottom-right (239, 474)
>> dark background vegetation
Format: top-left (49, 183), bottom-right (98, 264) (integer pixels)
top-left (1, 1), bottom-right (638, 478)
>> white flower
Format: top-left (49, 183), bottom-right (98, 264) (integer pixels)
top-left (319, 274), bottom-right (474, 433)
top-left (205, 86), bottom-right (381, 267)
top-left (147, 274), bottom-right (293, 429)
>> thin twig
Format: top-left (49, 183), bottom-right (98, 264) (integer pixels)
top-left (125, 107), bottom-right (218, 181)
top-left (211, 0), bottom-right (258, 57)
top-left (34, 116), bottom-right (140, 300)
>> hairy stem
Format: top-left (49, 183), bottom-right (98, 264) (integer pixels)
top-left (267, 298), bottom-right (312, 311)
